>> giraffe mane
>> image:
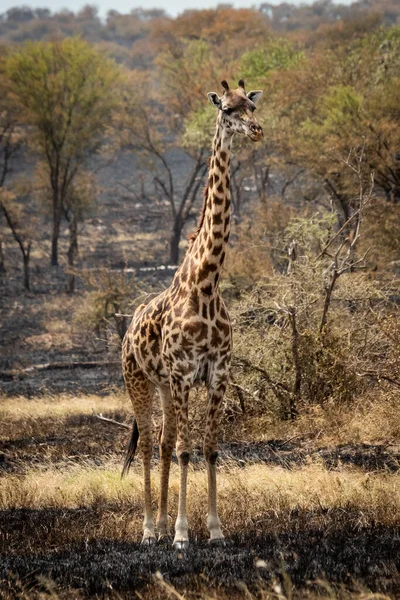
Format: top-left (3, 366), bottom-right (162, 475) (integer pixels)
top-left (187, 177), bottom-right (209, 246)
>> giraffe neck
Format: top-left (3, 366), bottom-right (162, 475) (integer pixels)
top-left (190, 117), bottom-right (233, 295)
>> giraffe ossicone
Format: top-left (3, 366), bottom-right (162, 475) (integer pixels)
top-left (121, 79), bottom-right (263, 549)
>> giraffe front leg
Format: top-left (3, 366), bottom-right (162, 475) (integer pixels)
top-left (204, 385), bottom-right (225, 545)
top-left (156, 387), bottom-right (176, 543)
top-left (172, 384), bottom-right (191, 550)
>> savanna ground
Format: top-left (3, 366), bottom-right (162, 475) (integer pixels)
top-left (0, 192), bottom-right (399, 599)
top-left (0, 143), bottom-right (399, 600)
top-left (1, 269), bottom-right (399, 600)
top-left (2, 5), bottom-right (400, 598)
top-left (1, 391), bottom-right (399, 600)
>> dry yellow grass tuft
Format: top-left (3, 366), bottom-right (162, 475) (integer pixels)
top-left (153, 573), bottom-right (395, 600)
top-left (0, 392), bottom-right (127, 423)
top-left (2, 389), bottom-right (398, 450)
top-left (1, 462), bottom-right (398, 534)
top-left (235, 391), bottom-right (400, 448)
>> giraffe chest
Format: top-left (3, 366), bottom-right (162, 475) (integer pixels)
top-left (129, 291), bottom-right (232, 389)
top-left (128, 286), bottom-right (232, 386)
top-left (161, 295), bottom-right (232, 387)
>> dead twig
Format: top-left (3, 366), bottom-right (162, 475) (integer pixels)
top-left (92, 410), bottom-right (131, 430)
top-left (229, 374), bottom-right (248, 413)
top-left (317, 171), bottom-right (374, 261)
top-left (319, 162), bottom-right (374, 334)
top-left (356, 371), bottom-right (400, 388)
top-left (288, 306), bottom-right (300, 419)
top-left (232, 355), bottom-right (291, 408)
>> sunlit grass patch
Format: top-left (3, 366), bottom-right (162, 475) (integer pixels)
top-left (1, 462), bottom-right (399, 533)
top-left (238, 391), bottom-right (400, 448)
top-left (0, 393), bottom-right (130, 447)
top-left (0, 392), bottom-right (128, 423)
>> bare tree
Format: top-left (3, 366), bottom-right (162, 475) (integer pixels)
top-left (0, 189), bottom-right (32, 290)
top-left (153, 149), bottom-right (207, 264)
top-left (0, 71), bottom-right (31, 289)
top-left (318, 151), bottom-right (374, 334)
top-left (63, 172), bottom-right (97, 293)
top-left (121, 87), bottom-right (208, 264)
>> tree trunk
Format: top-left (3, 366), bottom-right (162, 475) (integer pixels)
top-left (0, 240), bottom-right (5, 275)
top-left (0, 202), bottom-right (31, 289)
top-left (115, 314), bottom-right (129, 341)
top-left (67, 214), bottom-right (78, 293)
top-left (170, 220), bottom-right (181, 265)
top-left (51, 222), bottom-right (60, 266)
top-left (51, 193), bottom-right (61, 266)
top-left (22, 248), bottom-right (31, 291)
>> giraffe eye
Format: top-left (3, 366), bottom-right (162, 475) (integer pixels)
top-left (222, 107), bottom-right (233, 115)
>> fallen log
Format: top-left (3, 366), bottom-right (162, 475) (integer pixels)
top-left (0, 360), bottom-right (120, 381)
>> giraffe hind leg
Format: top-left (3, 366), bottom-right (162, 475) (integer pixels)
top-left (124, 366), bottom-right (156, 545)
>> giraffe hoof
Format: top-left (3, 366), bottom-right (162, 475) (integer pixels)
top-left (209, 537), bottom-right (226, 547)
top-left (141, 536), bottom-right (157, 546)
top-left (158, 534), bottom-right (172, 545)
top-left (173, 539), bottom-right (189, 551)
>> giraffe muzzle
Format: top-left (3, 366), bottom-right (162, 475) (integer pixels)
top-left (249, 123), bottom-right (263, 141)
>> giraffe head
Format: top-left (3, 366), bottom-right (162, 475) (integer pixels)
top-left (207, 79), bottom-right (263, 142)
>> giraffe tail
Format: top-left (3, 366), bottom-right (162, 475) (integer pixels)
top-left (121, 418), bottom-right (140, 478)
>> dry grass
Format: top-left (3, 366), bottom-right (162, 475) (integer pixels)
top-left (154, 574), bottom-right (395, 600)
top-left (3, 573), bottom-right (394, 600)
top-left (1, 393), bottom-right (398, 600)
top-left (0, 392), bottom-right (128, 423)
top-left (225, 390), bottom-right (400, 448)
top-left (291, 393), bottom-right (400, 446)
top-left (1, 462), bottom-right (398, 532)
top-left (2, 389), bottom-right (399, 455)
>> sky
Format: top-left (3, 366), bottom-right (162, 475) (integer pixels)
top-left (1, 0), bottom-right (318, 19)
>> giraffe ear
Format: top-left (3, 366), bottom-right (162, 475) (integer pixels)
top-left (207, 92), bottom-right (222, 109)
top-left (247, 90), bottom-right (263, 104)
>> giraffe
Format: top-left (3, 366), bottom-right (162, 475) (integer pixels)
top-left (121, 79), bottom-right (263, 549)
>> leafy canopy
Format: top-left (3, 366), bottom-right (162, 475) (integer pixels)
top-left (241, 39), bottom-right (304, 82)
top-left (6, 37), bottom-right (122, 164)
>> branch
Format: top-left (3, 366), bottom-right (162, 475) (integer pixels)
top-left (0, 199), bottom-right (31, 260)
top-left (319, 239), bottom-right (344, 335)
top-left (281, 168), bottom-right (304, 200)
top-left (182, 163), bottom-right (207, 223)
top-left (316, 184), bottom-right (372, 261)
top-left (357, 371), bottom-right (400, 388)
top-left (232, 355), bottom-right (290, 405)
top-left (229, 372), bottom-right (247, 413)
top-left (0, 360), bottom-right (121, 380)
top-left (178, 149), bottom-right (206, 221)
top-left (288, 306), bottom-right (301, 418)
top-left (92, 410), bottom-right (131, 430)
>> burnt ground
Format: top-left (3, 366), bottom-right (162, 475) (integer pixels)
top-left (1, 416), bottom-right (400, 599)
top-left (1, 519), bottom-right (399, 599)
